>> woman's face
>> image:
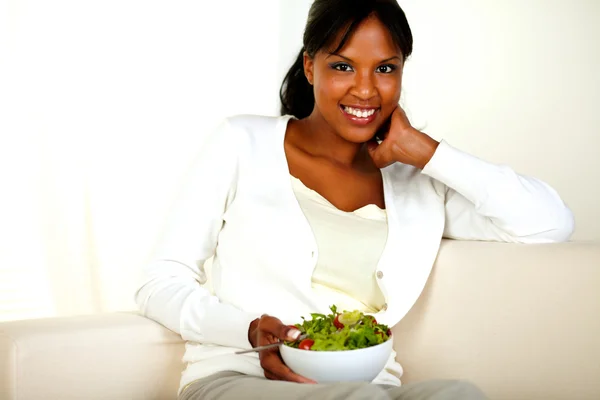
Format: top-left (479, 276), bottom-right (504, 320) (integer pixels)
top-left (304, 16), bottom-right (403, 143)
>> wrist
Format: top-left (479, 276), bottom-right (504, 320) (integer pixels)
top-left (419, 136), bottom-right (439, 169)
top-left (411, 128), bottom-right (439, 169)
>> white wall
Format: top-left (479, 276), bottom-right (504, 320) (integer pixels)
top-left (0, 0), bottom-right (286, 319)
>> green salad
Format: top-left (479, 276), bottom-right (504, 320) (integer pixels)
top-left (285, 305), bottom-right (391, 351)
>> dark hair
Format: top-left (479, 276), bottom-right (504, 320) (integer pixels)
top-left (279, 0), bottom-right (413, 119)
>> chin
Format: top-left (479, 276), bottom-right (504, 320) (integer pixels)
top-left (339, 126), bottom-right (378, 143)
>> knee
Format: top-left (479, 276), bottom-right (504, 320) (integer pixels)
top-left (338, 382), bottom-right (392, 400)
top-left (445, 380), bottom-right (487, 399)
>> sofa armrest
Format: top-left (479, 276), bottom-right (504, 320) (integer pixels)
top-left (0, 312), bottom-right (184, 400)
top-left (392, 240), bottom-right (600, 400)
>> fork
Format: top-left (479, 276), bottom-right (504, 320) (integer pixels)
top-left (235, 334), bottom-right (309, 354)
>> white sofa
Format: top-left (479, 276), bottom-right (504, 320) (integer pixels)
top-left (1, 240), bottom-right (599, 400)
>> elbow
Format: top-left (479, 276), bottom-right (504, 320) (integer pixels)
top-left (512, 176), bottom-right (575, 243)
top-left (133, 261), bottom-right (160, 316)
top-left (134, 280), bottom-right (151, 316)
top-left (545, 206), bottom-right (575, 243)
top-left (514, 204), bottom-right (575, 244)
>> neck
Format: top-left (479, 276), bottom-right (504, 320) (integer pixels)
top-left (297, 110), bottom-right (369, 169)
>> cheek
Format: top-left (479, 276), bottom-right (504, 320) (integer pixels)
top-left (314, 74), bottom-right (351, 107)
top-left (377, 79), bottom-right (402, 108)
top-left (377, 77), bottom-right (402, 103)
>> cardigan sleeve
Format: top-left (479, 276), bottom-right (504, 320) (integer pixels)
top-left (134, 118), bottom-right (260, 349)
top-left (422, 140), bottom-right (574, 243)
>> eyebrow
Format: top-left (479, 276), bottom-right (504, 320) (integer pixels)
top-left (326, 53), bottom-right (402, 63)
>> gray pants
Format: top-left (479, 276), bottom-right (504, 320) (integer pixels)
top-left (179, 371), bottom-right (488, 400)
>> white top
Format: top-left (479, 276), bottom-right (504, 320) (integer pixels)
top-left (134, 114), bottom-right (574, 393)
top-left (291, 175), bottom-right (388, 313)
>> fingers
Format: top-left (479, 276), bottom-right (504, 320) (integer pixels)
top-left (256, 315), bottom-right (315, 384)
top-left (264, 370), bottom-right (280, 381)
top-left (391, 105), bottom-right (409, 123)
top-left (367, 139), bottom-right (394, 169)
top-left (258, 315), bottom-right (301, 341)
top-left (260, 351), bottom-right (316, 384)
top-left (367, 140), bottom-right (381, 164)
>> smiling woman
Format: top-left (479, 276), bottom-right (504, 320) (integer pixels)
top-left (304, 16), bottom-right (403, 139)
top-left (135, 1), bottom-right (573, 400)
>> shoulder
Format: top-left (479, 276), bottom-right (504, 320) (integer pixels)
top-left (204, 114), bottom-right (286, 146)
top-left (205, 114), bottom-right (293, 166)
top-left (223, 114), bottom-right (292, 135)
top-left (215, 114), bottom-right (293, 156)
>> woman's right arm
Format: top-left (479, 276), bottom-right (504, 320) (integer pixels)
top-left (134, 119), bottom-right (260, 350)
top-left (135, 117), bottom-right (315, 383)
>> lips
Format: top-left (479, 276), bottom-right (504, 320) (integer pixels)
top-left (340, 104), bottom-right (380, 125)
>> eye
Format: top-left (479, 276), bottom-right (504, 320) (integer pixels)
top-left (330, 62), bottom-right (354, 72)
top-left (376, 65), bottom-right (397, 74)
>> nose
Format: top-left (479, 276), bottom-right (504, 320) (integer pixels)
top-left (350, 71), bottom-right (377, 101)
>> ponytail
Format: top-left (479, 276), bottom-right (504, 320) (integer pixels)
top-left (279, 48), bottom-right (315, 119)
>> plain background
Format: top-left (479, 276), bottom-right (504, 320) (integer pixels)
top-left (0, 0), bottom-right (598, 321)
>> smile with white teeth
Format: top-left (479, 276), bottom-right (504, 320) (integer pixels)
top-left (343, 106), bottom-right (377, 118)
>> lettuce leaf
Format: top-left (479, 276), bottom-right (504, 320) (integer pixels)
top-left (285, 305), bottom-right (391, 351)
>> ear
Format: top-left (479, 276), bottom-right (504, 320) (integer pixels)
top-left (303, 52), bottom-right (314, 86)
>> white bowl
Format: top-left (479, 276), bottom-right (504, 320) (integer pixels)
top-left (280, 337), bottom-right (393, 383)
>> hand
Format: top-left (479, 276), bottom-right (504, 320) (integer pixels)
top-left (367, 106), bottom-right (439, 170)
top-left (248, 315), bottom-right (316, 384)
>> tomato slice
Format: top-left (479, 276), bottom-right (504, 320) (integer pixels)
top-left (298, 339), bottom-right (315, 350)
top-left (376, 329), bottom-right (392, 340)
top-left (333, 315), bottom-right (344, 329)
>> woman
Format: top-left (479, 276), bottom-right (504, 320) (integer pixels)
top-left (135, 1), bottom-right (574, 399)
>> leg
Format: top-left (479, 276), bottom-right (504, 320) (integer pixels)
top-left (385, 379), bottom-right (488, 400)
top-left (180, 372), bottom-right (395, 400)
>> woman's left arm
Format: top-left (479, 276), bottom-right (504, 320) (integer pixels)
top-left (422, 140), bottom-right (574, 243)
top-left (368, 107), bottom-right (575, 243)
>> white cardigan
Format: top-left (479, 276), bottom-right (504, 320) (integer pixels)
top-left (135, 114), bottom-right (574, 391)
